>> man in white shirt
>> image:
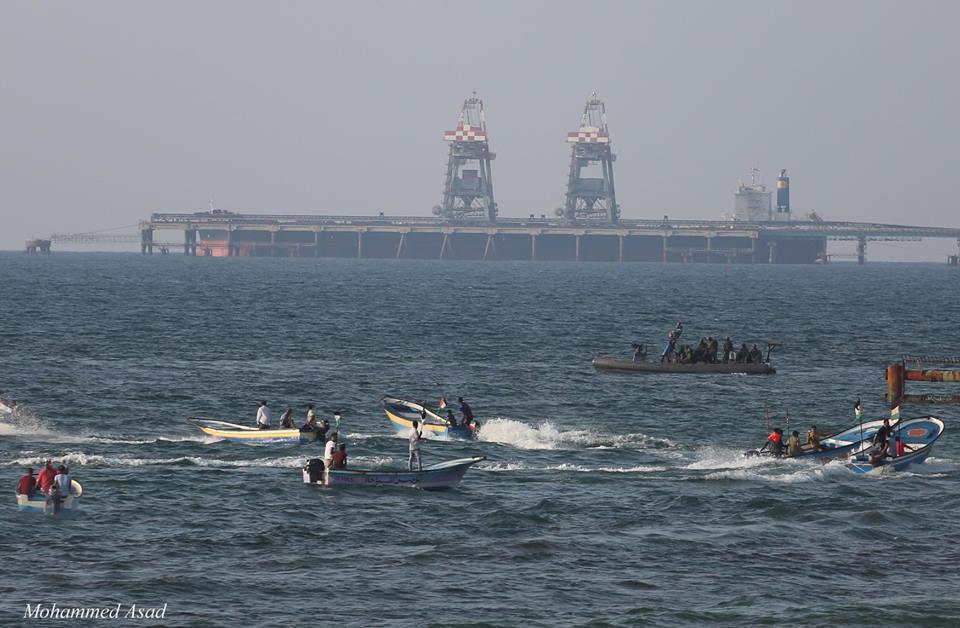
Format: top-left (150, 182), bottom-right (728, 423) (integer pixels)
top-left (324, 432), bottom-right (339, 469)
top-left (256, 400), bottom-right (272, 430)
top-left (408, 421), bottom-right (423, 471)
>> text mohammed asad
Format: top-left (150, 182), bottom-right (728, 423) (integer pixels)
top-left (24, 603), bottom-right (167, 620)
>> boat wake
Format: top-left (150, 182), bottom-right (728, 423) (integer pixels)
top-left (479, 460), bottom-right (668, 473)
top-left (477, 418), bottom-right (673, 451)
top-left (0, 407), bottom-right (55, 438)
top-left (5, 451), bottom-right (404, 470)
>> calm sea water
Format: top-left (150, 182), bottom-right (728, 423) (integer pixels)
top-left (1, 253), bottom-right (958, 627)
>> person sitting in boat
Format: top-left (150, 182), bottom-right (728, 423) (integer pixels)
top-left (895, 435), bottom-right (905, 457)
top-left (785, 430), bottom-right (803, 456)
top-left (16, 467), bottom-right (37, 498)
top-left (722, 337), bottom-right (734, 363)
top-left (458, 397), bottom-right (475, 425)
top-left (707, 337), bottom-right (719, 363)
top-left (300, 405), bottom-right (317, 433)
top-left (409, 420), bottom-right (423, 472)
top-left (324, 432), bottom-right (339, 469)
top-left (331, 443), bottom-right (348, 469)
top-left (631, 343), bottom-right (646, 362)
top-left (748, 344), bottom-right (763, 364)
top-left (445, 409), bottom-right (458, 427)
top-left (36, 460), bottom-right (57, 495)
top-left (256, 400), bottom-right (272, 430)
top-left (316, 419), bottom-right (331, 442)
top-left (806, 425), bottom-right (824, 451)
top-left (759, 428), bottom-right (784, 456)
top-left (279, 407), bottom-right (295, 429)
top-left (736, 343), bottom-right (749, 363)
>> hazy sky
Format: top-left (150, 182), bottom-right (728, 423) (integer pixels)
top-left (2, 0), bottom-right (958, 260)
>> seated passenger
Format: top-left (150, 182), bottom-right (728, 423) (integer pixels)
top-left (895, 436), bottom-right (905, 457)
top-left (806, 425), bottom-right (823, 451)
top-left (279, 407), bottom-right (295, 429)
top-left (632, 343), bottom-right (646, 362)
top-left (331, 444), bottom-right (347, 469)
top-left (16, 467), bottom-right (36, 497)
top-left (722, 337), bottom-right (734, 363)
top-left (749, 344), bottom-right (763, 364)
top-left (760, 428), bottom-right (784, 457)
top-left (316, 419), bottom-right (330, 442)
top-left (786, 430), bottom-right (803, 456)
top-left (445, 410), bottom-right (457, 427)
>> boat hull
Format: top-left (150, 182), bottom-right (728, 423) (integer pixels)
top-left (749, 419), bottom-right (891, 461)
top-left (16, 481), bottom-right (83, 514)
top-left (381, 398), bottom-right (477, 440)
top-left (188, 417), bottom-right (318, 444)
top-left (593, 357), bottom-right (775, 375)
top-left (303, 456), bottom-right (485, 490)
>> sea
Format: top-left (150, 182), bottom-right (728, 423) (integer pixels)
top-left (1, 253), bottom-right (958, 627)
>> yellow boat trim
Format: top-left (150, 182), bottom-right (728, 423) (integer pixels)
top-left (384, 409), bottom-right (448, 433)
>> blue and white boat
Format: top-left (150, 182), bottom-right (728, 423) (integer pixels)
top-left (302, 456), bottom-right (485, 490)
top-left (747, 418), bottom-right (891, 461)
top-left (381, 397), bottom-right (477, 440)
top-left (16, 481), bottom-right (83, 514)
top-left (847, 416), bottom-right (944, 474)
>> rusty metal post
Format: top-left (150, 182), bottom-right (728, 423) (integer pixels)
top-left (886, 362), bottom-right (904, 403)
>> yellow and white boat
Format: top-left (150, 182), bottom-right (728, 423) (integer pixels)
top-left (188, 417), bottom-right (318, 444)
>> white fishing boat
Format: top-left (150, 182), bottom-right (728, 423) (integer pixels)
top-left (16, 481), bottom-right (83, 514)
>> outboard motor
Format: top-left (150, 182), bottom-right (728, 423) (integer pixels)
top-left (305, 458), bottom-right (324, 483)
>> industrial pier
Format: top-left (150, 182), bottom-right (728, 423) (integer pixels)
top-left (39, 94), bottom-right (960, 263)
top-left (137, 213), bottom-right (960, 265)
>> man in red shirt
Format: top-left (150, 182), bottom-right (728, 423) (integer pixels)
top-left (36, 460), bottom-right (57, 494)
top-left (16, 468), bottom-right (37, 497)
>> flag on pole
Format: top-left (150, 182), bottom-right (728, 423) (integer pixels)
top-left (890, 403), bottom-right (900, 421)
top-left (438, 397), bottom-right (447, 409)
top-left (854, 399), bottom-right (862, 420)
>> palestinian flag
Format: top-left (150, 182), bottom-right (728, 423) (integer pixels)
top-left (890, 403), bottom-right (901, 421)
top-left (854, 399), bottom-right (862, 420)
top-left (439, 397), bottom-right (447, 409)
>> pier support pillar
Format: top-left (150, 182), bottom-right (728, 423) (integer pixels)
top-left (575, 235), bottom-right (581, 262)
top-left (440, 233), bottom-right (449, 260)
top-left (141, 228), bottom-right (154, 255)
top-left (482, 234), bottom-right (494, 261)
top-left (886, 363), bottom-right (905, 404)
top-left (618, 235), bottom-right (624, 263)
top-left (314, 231), bottom-right (320, 257)
top-left (357, 232), bottom-right (364, 259)
top-left (270, 231), bottom-right (277, 257)
top-left (661, 236), bottom-right (668, 263)
top-left (768, 241), bottom-right (777, 264)
top-left (396, 232), bottom-right (406, 259)
top-left (706, 236), bottom-right (713, 263)
top-left (857, 236), bottom-right (866, 265)
top-left (531, 234), bottom-right (537, 261)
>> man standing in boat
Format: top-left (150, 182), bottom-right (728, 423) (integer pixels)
top-left (324, 432), bottom-right (339, 469)
top-left (660, 322), bottom-right (683, 363)
top-left (256, 400), bottom-right (272, 430)
top-left (458, 397), bottom-right (475, 427)
top-left (409, 420), bottom-right (423, 472)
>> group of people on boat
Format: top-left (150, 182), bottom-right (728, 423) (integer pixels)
top-left (656, 322), bottom-right (764, 365)
top-left (436, 397), bottom-right (479, 431)
top-left (16, 460), bottom-right (76, 508)
top-left (255, 400), bottom-right (346, 465)
top-left (760, 416), bottom-right (907, 464)
top-left (759, 425), bottom-right (826, 457)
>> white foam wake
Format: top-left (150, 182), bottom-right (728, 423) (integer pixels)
top-left (476, 418), bottom-right (673, 451)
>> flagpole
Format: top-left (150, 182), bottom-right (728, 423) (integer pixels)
top-left (856, 398), bottom-right (863, 444)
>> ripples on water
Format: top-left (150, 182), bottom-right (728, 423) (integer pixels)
top-left (1, 254), bottom-right (958, 626)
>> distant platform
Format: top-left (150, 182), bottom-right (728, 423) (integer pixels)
top-left (131, 212), bottom-right (960, 264)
